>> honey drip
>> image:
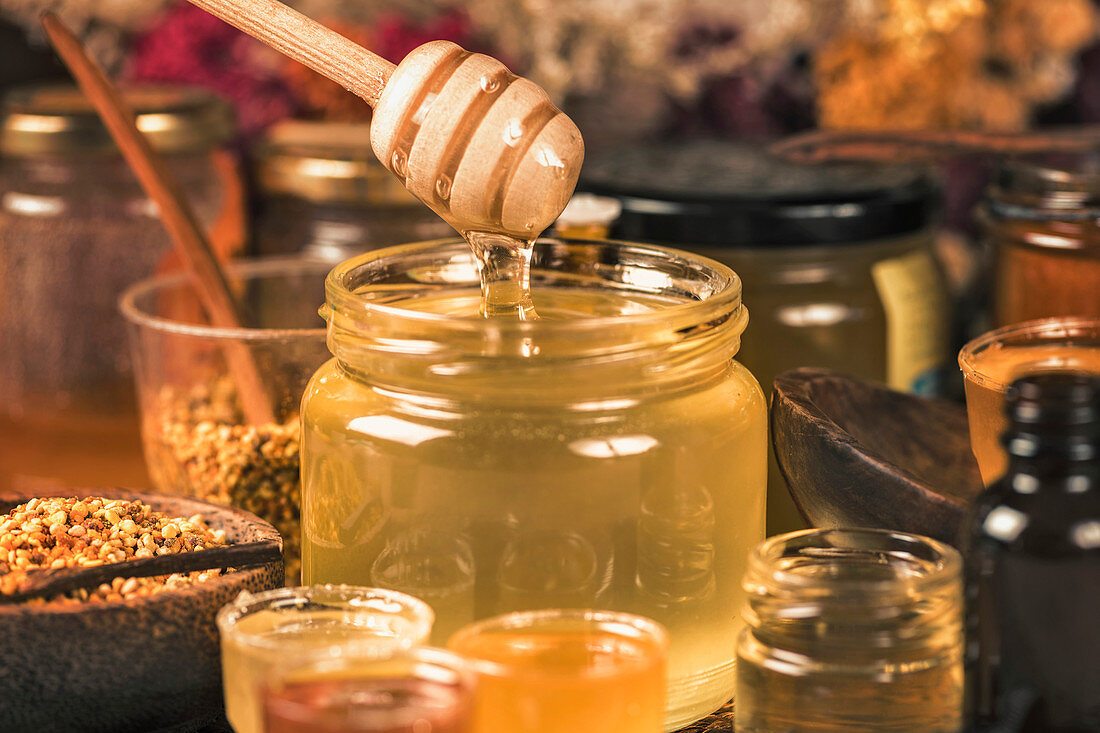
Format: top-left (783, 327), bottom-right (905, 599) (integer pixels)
top-left (464, 230), bottom-right (538, 320)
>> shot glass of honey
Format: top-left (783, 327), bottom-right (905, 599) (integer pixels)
top-left (447, 608), bottom-right (668, 733)
top-left (217, 585), bottom-right (435, 733)
top-left (959, 317), bottom-right (1100, 483)
top-left (262, 647), bottom-right (476, 733)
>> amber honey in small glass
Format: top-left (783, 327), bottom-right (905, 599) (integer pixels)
top-left (982, 153), bottom-right (1100, 326)
top-left (447, 609), bottom-right (668, 733)
top-left (959, 317), bottom-right (1100, 483)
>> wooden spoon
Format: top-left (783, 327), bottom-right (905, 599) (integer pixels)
top-left (770, 368), bottom-right (983, 547)
top-left (41, 13), bottom-right (275, 425)
top-left (184, 0), bottom-right (584, 240)
top-left (0, 538), bottom-right (282, 604)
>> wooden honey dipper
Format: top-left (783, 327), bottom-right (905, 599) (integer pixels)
top-left (187, 0), bottom-right (584, 239)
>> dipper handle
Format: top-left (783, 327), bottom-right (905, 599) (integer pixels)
top-left (185, 0), bottom-right (583, 239)
top-left (186, 0), bottom-right (395, 106)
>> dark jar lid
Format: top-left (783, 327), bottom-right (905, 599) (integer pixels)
top-left (0, 84), bottom-right (235, 157)
top-left (580, 140), bottom-right (938, 247)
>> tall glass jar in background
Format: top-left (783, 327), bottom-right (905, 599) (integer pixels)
top-left (582, 142), bottom-right (950, 536)
top-left (0, 84), bottom-right (244, 491)
top-left (300, 238), bottom-right (768, 729)
top-left (253, 120), bottom-right (452, 260)
top-left (982, 153), bottom-right (1100, 326)
top-left (736, 528), bottom-right (964, 733)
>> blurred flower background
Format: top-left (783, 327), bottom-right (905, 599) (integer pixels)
top-left (3, 0), bottom-right (1100, 239)
top-left (4, 0), bottom-right (1099, 144)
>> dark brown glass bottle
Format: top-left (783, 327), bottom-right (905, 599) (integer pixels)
top-left (964, 372), bottom-right (1100, 732)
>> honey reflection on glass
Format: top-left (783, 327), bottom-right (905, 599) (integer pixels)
top-left (959, 318), bottom-right (1100, 483)
top-left (448, 609), bottom-right (668, 733)
top-left (371, 529), bottom-right (477, 645)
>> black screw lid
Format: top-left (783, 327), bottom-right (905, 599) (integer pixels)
top-left (580, 141), bottom-right (938, 247)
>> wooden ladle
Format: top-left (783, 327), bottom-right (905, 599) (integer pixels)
top-left (770, 368), bottom-right (984, 547)
top-left (187, 0), bottom-right (584, 240)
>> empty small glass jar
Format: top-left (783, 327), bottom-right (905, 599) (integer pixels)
top-left (736, 528), bottom-right (964, 733)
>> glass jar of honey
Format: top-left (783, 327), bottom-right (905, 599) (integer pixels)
top-left (0, 84), bottom-right (244, 491)
top-left (982, 153), bottom-right (1100, 326)
top-left (582, 142), bottom-right (950, 536)
top-left (254, 120), bottom-right (452, 260)
top-left (300, 238), bottom-right (768, 729)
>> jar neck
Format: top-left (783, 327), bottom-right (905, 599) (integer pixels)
top-left (742, 530), bottom-right (962, 660)
top-left (327, 304), bottom-right (747, 403)
top-left (323, 239), bottom-right (747, 403)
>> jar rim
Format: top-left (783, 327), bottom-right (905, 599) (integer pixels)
top-left (325, 237), bottom-right (744, 340)
top-left (215, 583), bottom-right (435, 651)
top-left (118, 256), bottom-right (330, 342)
top-left (446, 608), bottom-right (669, 681)
top-left (1, 83), bottom-right (235, 157)
top-left (988, 153), bottom-right (1100, 217)
top-left (747, 528), bottom-right (961, 598)
top-left (958, 316), bottom-right (1100, 392)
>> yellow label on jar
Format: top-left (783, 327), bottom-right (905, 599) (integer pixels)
top-left (871, 248), bottom-right (948, 394)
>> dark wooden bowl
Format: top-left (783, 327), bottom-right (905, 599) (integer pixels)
top-left (770, 368), bottom-right (984, 546)
top-left (0, 487), bottom-right (283, 733)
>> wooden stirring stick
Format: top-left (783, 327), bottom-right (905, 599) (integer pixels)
top-left (186, 0), bottom-right (394, 106)
top-left (41, 13), bottom-right (276, 426)
top-left (185, 0), bottom-right (584, 240)
top-left (0, 539), bottom-right (282, 604)
top-left (770, 127), bottom-right (1100, 164)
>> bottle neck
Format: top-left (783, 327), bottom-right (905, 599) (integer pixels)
top-left (997, 372), bottom-right (1100, 492)
top-left (1000, 452), bottom-right (1099, 494)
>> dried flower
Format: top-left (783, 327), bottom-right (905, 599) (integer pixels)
top-left (815, 0), bottom-right (1099, 130)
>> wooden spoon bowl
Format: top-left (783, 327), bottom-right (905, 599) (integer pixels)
top-left (771, 368), bottom-right (984, 546)
top-left (0, 487), bottom-right (283, 732)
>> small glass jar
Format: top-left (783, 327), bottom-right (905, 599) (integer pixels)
top-left (736, 528), bottom-right (964, 733)
top-left (448, 609), bottom-right (668, 733)
top-left (300, 238), bottom-right (768, 729)
top-left (253, 120), bottom-right (452, 260)
top-left (982, 153), bottom-right (1100, 326)
top-left (217, 584), bottom-right (436, 733)
top-left (0, 84), bottom-right (244, 491)
top-left (582, 142), bottom-right (950, 536)
top-left (119, 257), bottom-right (332, 583)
